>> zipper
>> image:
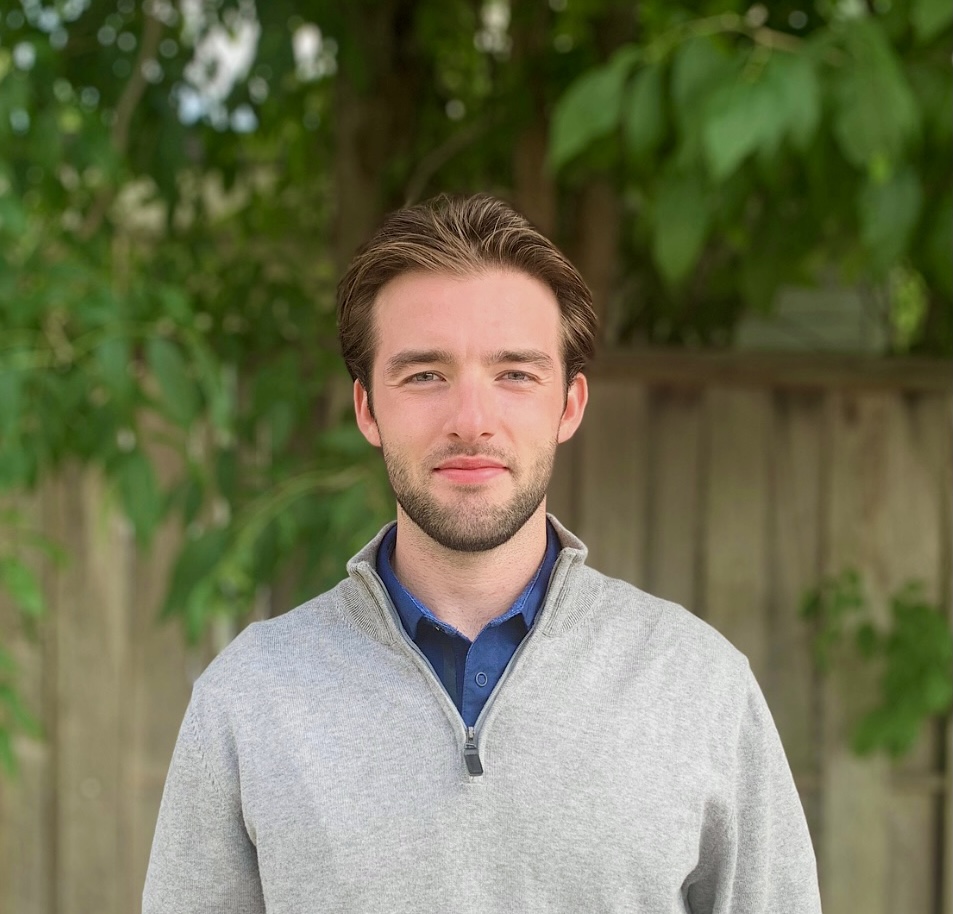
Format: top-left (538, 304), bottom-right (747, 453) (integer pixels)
top-left (463, 726), bottom-right (484, 777)
top-left (355, 551), bottom-right (574, 780)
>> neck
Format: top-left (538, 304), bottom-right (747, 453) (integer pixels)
top-left (391, 505), bottom-right (549, 640)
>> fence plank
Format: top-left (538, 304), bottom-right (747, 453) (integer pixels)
top-left (125, 509), bottom-right (198, 912)
top-left (890, 397), bottom-right (947, 765)
top-left (47, 466), bottom-right (130, 914)
top-left (929, 392), bottom-right (953, 914)
top-left (701, 389), bottom-right (771, 680)
top-left (768, 391), bottom-right (824, 839)
top-left (821, 393), bottom-right (903, 914)
top-left (575, 381), bottom-right (647, 585)
top-left (645, 388), bottom-right (702, 611)
top-left (883, 392), bottom-right (947, 914)
top-left (889, 790), bottom-right (941, 914)
top-left (0, 493), bottom-right (55, 914)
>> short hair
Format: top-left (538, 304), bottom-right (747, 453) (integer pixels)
top-left (336, 193), bottom-right (598, 392)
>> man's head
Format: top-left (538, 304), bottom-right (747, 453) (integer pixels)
top-left (337, 194), bottom-right (597, 553)
top-left (337, 193), bottom-right (597, 399)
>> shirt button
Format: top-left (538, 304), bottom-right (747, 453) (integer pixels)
top-left (475, 672), bottom-right (488, 687)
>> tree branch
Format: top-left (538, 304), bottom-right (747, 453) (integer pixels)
top-left (403, 117), bottom-right (491, 205)
top-left (79, 9), bottom-right (165, 240)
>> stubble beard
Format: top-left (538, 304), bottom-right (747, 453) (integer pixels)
top-left (381, 440), bottom-right (556, 553)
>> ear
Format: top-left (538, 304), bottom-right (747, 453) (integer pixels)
top-left (557, 372), bottom-right (588, 444)
top-left (353, 380), bottom-right (382, 448)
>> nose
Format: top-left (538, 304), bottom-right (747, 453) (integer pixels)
top-left (447, 376), bottom-right (494, 443)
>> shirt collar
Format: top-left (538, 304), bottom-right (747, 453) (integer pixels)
top-left (376, 521), bottom-right (561, 640)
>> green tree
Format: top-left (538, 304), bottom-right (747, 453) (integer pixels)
top-left (0, 0), bottom-right (949, 766)
top-left (547, 0), bottom-right (952, 350)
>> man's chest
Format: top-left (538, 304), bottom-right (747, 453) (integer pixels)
top-left (236, 672), bottom-right (713, 914)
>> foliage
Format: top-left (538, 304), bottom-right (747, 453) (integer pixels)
top-left (548, 0), bottom-right (952, 352)
top-left (0, 0), bottom-right (395, 769)
top-left (0, 0), bottom-right (949, 772)
top-left (0, 508), bottom-right (60, 774)
top-left (801, 570), bottom-right (953, 757)
top-left (0, 0), bottom-right (392, 608)
top-left (0, 647), bottom-right (41, 775)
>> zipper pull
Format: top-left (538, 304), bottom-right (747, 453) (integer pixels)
top-left (463, 726), bottom-right (484, 777)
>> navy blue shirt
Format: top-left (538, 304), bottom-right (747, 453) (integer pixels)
top-left (377, 523), bottom-right (560, 726)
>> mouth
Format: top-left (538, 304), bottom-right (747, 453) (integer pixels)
top-left (434, 456), bottom-right (508, 485)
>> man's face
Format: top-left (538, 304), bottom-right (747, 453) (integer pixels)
top-left (353, 268), bottom-right (588, 552)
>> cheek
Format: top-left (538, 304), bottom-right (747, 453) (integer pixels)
top-left (376, 409), bottom-right (433, 451)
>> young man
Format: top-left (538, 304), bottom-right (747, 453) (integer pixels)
top-left (144, 194), bottom-right (822, 913)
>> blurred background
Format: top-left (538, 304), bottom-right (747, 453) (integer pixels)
top-left (0, 0), bottom-right (950, 911)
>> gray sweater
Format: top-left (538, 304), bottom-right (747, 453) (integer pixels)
top-left (143, 519), bottom-right (821, 913)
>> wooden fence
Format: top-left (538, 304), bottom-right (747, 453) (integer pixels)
top-left (0, 350), bottom-right (950, 913)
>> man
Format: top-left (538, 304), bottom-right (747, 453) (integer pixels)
top-left (144, 194), bottom-right (822, 913)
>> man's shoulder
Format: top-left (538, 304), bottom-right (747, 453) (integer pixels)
top-left (580, 564), bottom-right (749, 677)
top-left (192, 577), bottom-right (360, 695)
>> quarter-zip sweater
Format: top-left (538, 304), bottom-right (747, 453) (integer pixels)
top-left (143, 517), bottom-right (822, 914)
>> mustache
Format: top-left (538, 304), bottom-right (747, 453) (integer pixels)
top-left (428, 445), bottom-right (512, 464)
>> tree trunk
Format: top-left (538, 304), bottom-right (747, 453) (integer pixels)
top-left (331, 0), bottom-right (425, 276)
top-left (509, 3), bottom-right (557, 236)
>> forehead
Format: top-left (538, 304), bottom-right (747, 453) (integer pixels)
top-left (371, 269), bottom-right (562, 358)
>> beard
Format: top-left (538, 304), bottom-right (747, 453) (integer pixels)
top-left (380, 440), bottom-right (556, 553)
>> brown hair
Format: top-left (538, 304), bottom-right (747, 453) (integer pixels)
top-left (336, 193), bottom-right (597, 392)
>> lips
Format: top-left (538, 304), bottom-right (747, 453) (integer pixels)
top-left (434, 456), bottom-right (508, 484)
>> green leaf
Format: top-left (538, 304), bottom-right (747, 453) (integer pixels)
top-left (622, 63), bottom-right (665, 163)
top-left (702, 67), bottom-right (788, 181)
top-left (832, 18), bottom-right (920, 169)
top-left (0, 729), bottom-right (15, 776)
top-left (146, 337), bottom-right (200, 428)
top-left (766, 53), bottom-right (821, 150)
top-left (887, 263), bottom-right (929, 350)
top-left (738, 202), bottom-right (815, 311)
top-left (0, 368), bottom-right (22, 439)
top-left (0, 197), bottom-right (28, 239)
top-left (651, 171), bottom-right (710, 284)
top-left (911, 0), bottom-right (953, 42)
top-left (670, 35), bottom-right (736, 165)
top-left (906, 61), bottom-right (952, 143)
top-left (216, 449), bottom-right (238, 499)
top-left (926, 195), bottom-right (953, 295)
top-left (29, 109), bottom-right (63, 172)
top-left (0, 682), bottom-right (41, 736)
top-left (162, 527), bottom-right (230, 623)
top-left (548, 47), bottom-right (639, 171)
top-left (0, 557), bottom-right (44, 619)
top-left (188, 336), bottom-right (234, 435)
top-left (114, 451), bottom-right (163, 545)
top-left (671, 36), bottom-right (733, 122)
top-left (95, 338), bottom-right (133, 404)
top-left (858, 167), bottom-right (923, 267)
top-left (266, 401), bottom-right (296, 453)
top-left (158, 287), bottom-right (191, 322)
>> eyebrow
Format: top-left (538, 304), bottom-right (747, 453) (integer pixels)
top-left (383, 348), bottom-right (556, 380)
top-left (383, 349), bottom-right (456, 379)
top-left (486, 349), bottom-right (556, 373)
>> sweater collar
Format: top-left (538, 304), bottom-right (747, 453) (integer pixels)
top-left (344, 515), bottom-right (594, 642)
top-left (375, 521), bottom-right (562, 639)
top-left (346, 514), bottom-right (588, 576)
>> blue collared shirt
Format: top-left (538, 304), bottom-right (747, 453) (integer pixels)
top-left (376, 522), bottom-right (560, 726)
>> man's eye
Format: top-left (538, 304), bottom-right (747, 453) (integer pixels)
top-left (502, 371), bottom-right (532, 382)
top-left (409, 371), bottom-right (440, 382)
